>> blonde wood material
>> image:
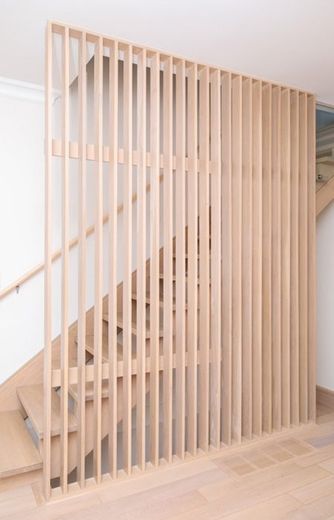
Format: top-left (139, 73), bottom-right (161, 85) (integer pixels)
top-left (251, 80), bottom-right (262, 436)
top-left (316, 385), bottom-right (334, 410)
top-left (186, 62), bottom-right (198, 456)
top-left (93, 36), bottom-right (104, 484)
top-left (149, 52), bottom-right (160, 467)
top-left (290, 90), bottom-right (300, 426)
top-left (307, 95), bottom-right (316, 422)
top-left (40, 21), bottom-right (317, 498)
top-left (108, 39), bottom-right (118, 479)
top-left (262, 83), bottom-right (272, 434)
top-left (17, 385), bottom-right (77, 438)
top-left (136, 47), bottom-right (147, 470)
top-left (316, 175), bottom-right (334, 215)
top-left (0, 411), bottom-right (42, 478)
top-left (60, 26), bottom-right (70, 493)
top-left (198, 66), bottom-right (210, 451)
top-left (241, 77), bottom-right (252, 439)
top-left (163, 55), bottom-right (174, 463)
top-left (123, 44), bottom-right (133, 475)
top-left (175, 58), bottom-right (186, 459)
top-left (299, 92), bottom-right (308, 424)
top-left (231, 74), bottom-right (242, 443)
top-left (77, 30), bottom-right (87, 488)
top-left (43, 20), bottom-right (53, 500)
top-left (210, 69), bottom-right (221, 448)
top-left (281, 88), bottom-right (291, 428)
top-left (221, 72), bottom-right (232, 445)
top-left (271, 86), bottom-right (282, 431)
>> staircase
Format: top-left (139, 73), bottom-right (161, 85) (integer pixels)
top-left (0, 244), bottom-right (189, 490)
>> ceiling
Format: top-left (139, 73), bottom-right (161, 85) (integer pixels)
top-left (1, 0), bottom-right (334, 105)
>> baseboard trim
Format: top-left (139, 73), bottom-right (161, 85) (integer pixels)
top-left (316, 384), bottom-right (334, 410)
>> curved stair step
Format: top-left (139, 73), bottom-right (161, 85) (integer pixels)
top-left (17, 384), bottom-right (77, 439)
top-left (0, 410), bottom-right (42, 479)
top-left (103, 312), bottom-right (164, 338)
top-left (76, 333), bottom-right (123, 362)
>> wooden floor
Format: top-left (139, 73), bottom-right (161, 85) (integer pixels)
top-left (2, 404), bottom-right (334, 519)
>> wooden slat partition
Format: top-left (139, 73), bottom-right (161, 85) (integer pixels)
top-left (77, 30), bottom-right (87, 487)
top-left (175, 59), bottom-right (186, 459)
top-left (45, 21), bottom-right (316, 499)
top-left (262, 84), bottom-right (272, 434)
top-left (231, 75), bottom-right (242, 443)
top-left (241, 78), bottom-right (252, 440)
top-left (162, 55), bottom-right (173, 463)
top-left (108, 39), bottom-right (118, 478)
top-left (43, 20), bottom-right (53, 500)
top-left (198, 66), bottom-right (210, 452)
top-left (299, 93), bottom-right (309, 424)
top-left (149, 51), bottom-right (160, 467)
top-left (252, 80), bottom-right (262, 437)
top-left (136, 47), bottom-right (147, 471)
top-left (272, 86), bottom-right (282, 432)
top-left (281, 88), bottom-right (291, 429)
top-left (60, 26), bottom-right (70, 492)
top-left (210, 69), bottom-right (221, 448)
top-left (290, 90), bottom-right (300, 426)
top-left (93, 36), bottom-right (103, 484)
top-left (186, 62), bottom-right (198, 455)
top-left (123, 44), bottom-right (133, 475)
top-left (221, 72), bottom-right (232, 445)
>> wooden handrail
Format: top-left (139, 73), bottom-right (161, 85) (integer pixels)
top-left (316, 175), bottom-right (334, 216)
top-left (0, 173), bottom-right (163, 301)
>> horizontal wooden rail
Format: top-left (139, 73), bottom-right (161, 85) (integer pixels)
top-left (0, 173), bottom-right (162, 301)
top-left (52, 139), bottom-right (214, 172)
top-left (51, 350), bottom-right (218, 387)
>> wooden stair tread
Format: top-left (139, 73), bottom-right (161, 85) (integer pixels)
top-left (0, 410), bottom-right (42, 479)
top-left (103, 313), bottom-right (164, 338)
top-left (131, 293), bottom-right (178, 309)
top-left (69, 380), bottom-right (110, 402)
top-left (17, 385), bottom-right (77, 439)
top-left (78, 334), bottom-right (123, 363)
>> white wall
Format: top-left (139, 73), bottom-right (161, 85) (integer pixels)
top-left (0, 79), bottom-right (45, 383)
top-left (317, 202), bottom-right (334, 391)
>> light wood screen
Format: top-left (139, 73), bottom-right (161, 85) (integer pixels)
top-left (44, 21), bottom-right (316, 498)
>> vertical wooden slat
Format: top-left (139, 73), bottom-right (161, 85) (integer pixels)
top-left (210, 69), bottom-right (221, 449)
top-left (43, 20), bottom-right (53, 500)
top-left (186, 62), bottom-right (198, 456)
top-left (149, 52), bottom-right (160, 466)
top-left (231, 74), bottom-right (242, 443)
top-left (290, 91), bottom-right (300, 426)
top-left (272, 86), bottom-right (282, 431)
top-left (163, 55), bottom-right (173, 463)
top-left (299, 92), bottom-right (308, 424)
top-left (77, 31), bottom-right (87, 487)
top-left (93, 36), bottom-right (103, 484)
top-left (123, 44), bottom-right (133, 474)
top-left (136, 47), bottom-right (147, 470)
top-left (307, 95), bottom-right (316, 422)
top-left (281, 88), bottom-right (291, 428)
top-left (252, 80), bottom-right (262, 437)
top-left (241, 77), bottom-right (252, 439)
top-left (108, 40), bottom-right (118, 478)
top-left (262, 83), bottom-right (272, 434)
top-left (221, 72), bottom-right (232, 445)
top-left (175, 59), bottom-right (186, 459)
top-left (198, 66), bottom-right (210, 451)
top-left (60, 26), bottom-right (70, 493)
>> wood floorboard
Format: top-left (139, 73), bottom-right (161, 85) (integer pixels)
top-left (2, 406), bottom-right (334, 520)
